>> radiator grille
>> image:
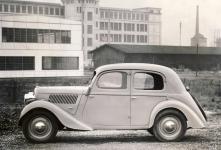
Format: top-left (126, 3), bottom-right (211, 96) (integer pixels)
top-left (49, 94), bottom-right (78, 104)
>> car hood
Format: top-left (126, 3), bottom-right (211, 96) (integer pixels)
top-left (34, 86), bottom-right (89, 100)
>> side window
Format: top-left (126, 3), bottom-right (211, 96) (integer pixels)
top-left (134, 72), bottom-right (164, 90)
top-left (97, 72), bottom-right (127, 89)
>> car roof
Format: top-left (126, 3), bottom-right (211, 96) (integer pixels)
top-left (95, 63), bottom-right (174, 75)
top-left (95, 63), bottom-right (186, 93)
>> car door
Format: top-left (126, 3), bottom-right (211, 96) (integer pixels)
top-left (83, 70), bottom-right (131, 128)
top-left (130, 70), bottom-right (167, 126)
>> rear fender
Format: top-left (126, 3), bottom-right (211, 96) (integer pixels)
top-left (148, 100), bottom-right (206, 128)
top-left (19, 100), bottom-right (93, 131)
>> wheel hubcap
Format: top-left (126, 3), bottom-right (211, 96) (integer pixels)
top-left (28, 116), bottom-right (52, 140)
top-left (34, 121), bottom-right (47, 133)
top-left (163, 120), bottom-right (177, 133)
top-left (158, 116), bottom-right (182, 140)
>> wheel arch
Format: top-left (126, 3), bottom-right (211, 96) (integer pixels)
top-left (18, 108), bottom-right (64, 130)
top-left (18, 100), bottom-right (93, 131)
top-left (148, 100), bottom-right (206, 129)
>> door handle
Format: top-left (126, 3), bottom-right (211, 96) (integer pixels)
top-left (131, 96), bottom-right (137, 99)
top-left (88, 95), bottom-right (94, 99)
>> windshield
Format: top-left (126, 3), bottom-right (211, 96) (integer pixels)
top-left (88, 71), bottom-right (96, 85)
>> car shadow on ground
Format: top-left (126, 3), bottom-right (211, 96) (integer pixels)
top-left (52, 133), bottom-right (210, 144)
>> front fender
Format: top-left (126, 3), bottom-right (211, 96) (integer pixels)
top-left (148, 100), bottom-right (206, 129)
top-left (19, 100), bottom-right (93, 131)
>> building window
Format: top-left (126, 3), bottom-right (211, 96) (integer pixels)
top-left (87, 12), bottom-right (93, 21)
top-left (123, 12), bottom-right (126, 19)
top-left (132, 13), bottom-right (135, 20)
top-left (2, 28), bottom-right (71, 44)
top-left (0, 4), bottom-right (2, 12)
top-left (4, 4), bottom-right (9, 12)
top-left (96, 21), bottom-right (98, 28)
top-left (55, 8), bottom-right (59, 15)
top-left (50, 7), bottom-right (54, 15)
top-left (140, 24), bottom-right (144, 32)
top-left (22, 5), bottom-right (26, 13)
top-left (136, 13), bottom-right (140, 20)
top-left (96, 8), bottom-right (98, 14)
top-left (15, 28), bottom-right (26, 42)
top-left (87, 25), bottom-right (93, 34)
top-left (100, 34), bottom-right (108, 42)
top-left (109, 11), bottom-right (113, 19)
top-left (128, 13), bottom-right (131, 20)
top-left (33, 6), bottom-right (38, 14)
top-left (141, 14), bottom-right (144, 20)
top-left (87, 38), bottom-right (93, 46)
top-left (44, 7), bottom-right (49, 15)
top-left (39, 6), bottom-right (43, 14)
top-left (42, 57), bottom-right (79, 70)
top-left (28, 6), bottom-right (32, 14)
top-left (137, 24), bottom-right (139, 32)
top-left (119, 12), bottom-right (122, 19)
top-left (145, 24), bottom-right (147, 32)
top-left (100, 11), bottom-right (104, 18)
top-left (60, 8), bottom-right (64, 15)
top-left (0, 56), bottom-right (35, 70)
top-left (16, 5), bottom-right (20, 13)
top-left (10, 5), bottom-right (15, 13)
top-left (105, 11), bottom-right (109, 18)
top-left (145, 14), bottom-right (148, 21)
top-left (137, 35), bottom-right (139, 43)
top-left (114, 11), bottom-right (118, 19)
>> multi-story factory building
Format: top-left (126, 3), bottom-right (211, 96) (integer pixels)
top-left (0, 0), bottom-right (161, 77)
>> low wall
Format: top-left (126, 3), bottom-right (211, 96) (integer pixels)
top-left (0, 76), bottom-right (220, 111)
top-left (0, 76), bottom-right (90, 103)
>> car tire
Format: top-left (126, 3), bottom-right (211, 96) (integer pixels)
top-left (153, 109), bottom-right (187, 142)
top-left (22, 111), bottom-right (58, 143)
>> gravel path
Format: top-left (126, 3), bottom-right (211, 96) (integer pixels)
top-left (0, 114), bottom-right (221, 150)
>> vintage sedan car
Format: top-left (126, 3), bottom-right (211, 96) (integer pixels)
top-left (19, 63), bottom-right (207, 142)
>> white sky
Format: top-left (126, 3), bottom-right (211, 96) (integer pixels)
top-left (100, 0), bottom-right (221, 46)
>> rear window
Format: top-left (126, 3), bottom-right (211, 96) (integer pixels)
top-left (134, 72), bottom-right (164, 90)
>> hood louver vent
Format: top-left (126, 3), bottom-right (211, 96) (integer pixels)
top-left (49, 94), bottom-right (78, 104)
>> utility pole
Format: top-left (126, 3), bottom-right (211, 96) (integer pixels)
top-left (179, 21), bottom-right (182, 46)
top-left (195, 5), bottom-right (199, 77)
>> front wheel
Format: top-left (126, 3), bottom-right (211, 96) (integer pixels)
top-left (22, 111), bottom-right (58, 143)
top-left (153, 109), bottom-right (187, 142)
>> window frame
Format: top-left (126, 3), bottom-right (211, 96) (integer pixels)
top-left (96, 71), bottom-right (128, 89)
top-left (133, 71), bottom-right (165, 91)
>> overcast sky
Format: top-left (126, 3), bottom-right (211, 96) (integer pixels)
top-left (100, 0), bottom-right (221, 46)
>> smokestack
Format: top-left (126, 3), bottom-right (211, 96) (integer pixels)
top-left (195, 5), bottom-right (199, 35)
top-left (179, 21), bottom-right (182, 46)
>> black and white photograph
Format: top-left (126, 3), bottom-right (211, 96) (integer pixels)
top-left (0, 0), bottom-right (221, 149)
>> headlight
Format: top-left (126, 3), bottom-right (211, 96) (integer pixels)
top-left (24, 92), bottom-right (36, 105)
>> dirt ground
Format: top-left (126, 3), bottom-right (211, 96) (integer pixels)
top-left (0, 113), bottom-right (221, 150)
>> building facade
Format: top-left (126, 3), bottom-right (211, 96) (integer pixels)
top-left (0, 0), bottom-right (83, 78)
top-left (0, 0), bottom-right (161, 78)
top-left (62, 0), bottom-right (161, 65)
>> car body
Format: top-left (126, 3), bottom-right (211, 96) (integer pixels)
top-left (19, 63), bottom-right (207, 142)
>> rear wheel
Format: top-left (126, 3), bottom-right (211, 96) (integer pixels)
top-left (22, 111), bottom-right (58, 143)
top-left (153, 109), bottom-right (187, 142)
